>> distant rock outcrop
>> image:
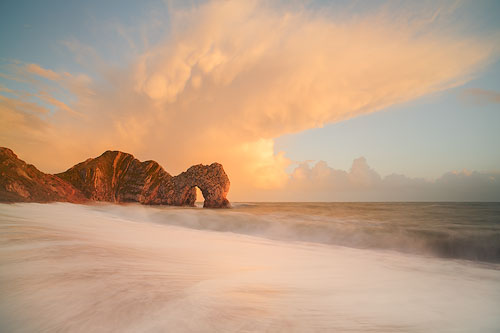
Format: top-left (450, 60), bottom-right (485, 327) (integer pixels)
top-left (0, 147), bottom-right (86, 203)
top-left (0, 148), bottom-right (230, 208)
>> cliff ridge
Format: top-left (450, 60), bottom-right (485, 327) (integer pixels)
top-left (0, 148), bottom-right (230, 208)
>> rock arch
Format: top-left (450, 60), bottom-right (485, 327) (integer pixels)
top-left (1, 148), bottom-right (231, 208)
top-left (168, 163), bottom-right (231, 208)
top-left (48, 150), bottom-right (231, 208)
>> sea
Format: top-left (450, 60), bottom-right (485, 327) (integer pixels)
top-left (1, 202), bottom-right (499, 332)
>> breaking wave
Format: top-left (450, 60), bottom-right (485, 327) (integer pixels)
top-left (94, 202), bottom-right (500, 263)
top-left (1, 202), bottom-right (500, 332)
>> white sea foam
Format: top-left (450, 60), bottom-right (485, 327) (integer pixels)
top-left (1, 203), bottom-right (499, 332)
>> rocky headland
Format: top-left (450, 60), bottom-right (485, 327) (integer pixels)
top-left (0, 147), bottom-right (230, 208)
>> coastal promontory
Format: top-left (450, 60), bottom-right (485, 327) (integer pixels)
top-left (0, 147), bottom-right (230, 208)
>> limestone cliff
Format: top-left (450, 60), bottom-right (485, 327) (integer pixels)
top-left (0, 147), bottom-right (230, 208)
top-left (0, 147), bottom-right (86, 203)
top-left (55, 151), bottom-right (172, 203)
top-left (56, 151), bottom-right (230, 208)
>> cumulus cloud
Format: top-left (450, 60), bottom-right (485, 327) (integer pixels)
top-left (259, 158), bottom-right (500, 202)
top-left (0, 0), bottom-right (498, 200)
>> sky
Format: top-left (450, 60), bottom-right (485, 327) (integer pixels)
top-left (1, 0), bottom-right (499, 201)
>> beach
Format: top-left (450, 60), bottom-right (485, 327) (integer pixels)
top-left (1, 202), bottom-right (499, 332)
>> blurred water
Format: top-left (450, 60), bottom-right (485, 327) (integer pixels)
top-left (1, 203), bottom-right (500, 332)
top-left (151, 202), bottom-right (500, 262)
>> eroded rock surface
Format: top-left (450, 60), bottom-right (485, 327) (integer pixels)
top-left (56, 151), bottom-right (172, 203)
top-left (0, 147), bottom-right (86, 203)
top-left (160, 163), bottom-right (231, 208)
top-left (0, 147), bottom-right (231, 208)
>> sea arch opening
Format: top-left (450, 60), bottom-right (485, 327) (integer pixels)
top-left (195, 186), bottom-right (205, 207)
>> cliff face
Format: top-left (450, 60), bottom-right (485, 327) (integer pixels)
top-left (56, 151), bottom-right (230, 208)
top-left (0, 147), bottom-right (86, 203)
top-left (0, 147), bottom-right (230, 208)
top-left (55, 151), bottom-right (172, 203)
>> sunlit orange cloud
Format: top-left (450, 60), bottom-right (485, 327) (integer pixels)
top-left (25, 64), bottom-right (63, 81)
top-left (0, 1), bottom-right (497, 200)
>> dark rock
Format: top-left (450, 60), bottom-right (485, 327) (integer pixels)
top-left (55, 151), bottom-right (172, 203)
top-left (154, 163), bottom-right (231, 208)
top-left (57, 150), bottom-right (230, 208)
top-left (0, 147), bottom-right (231, 208)
top-left (0, 147), bottom-right (87, 203)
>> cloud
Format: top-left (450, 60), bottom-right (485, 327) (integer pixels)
top-left (0, 95), bottom-right (51, 147)
top-left (461, 88), bottom-right (500, 105)
top-left (0, 64), bottom-right (87, 117)
top-left (37, 91), bottom-right (81, 116)
top-left (0, 0), bottom-right (498, 200)
top-left (25, 63), bottom-right (63, 81)
top-left (0, 94), bottom-right (49, 115)
top-left (261, 158), bottom-right (500, 202)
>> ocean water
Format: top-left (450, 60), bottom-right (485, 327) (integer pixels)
top-left (1, 202), bottom-right (499, 332)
